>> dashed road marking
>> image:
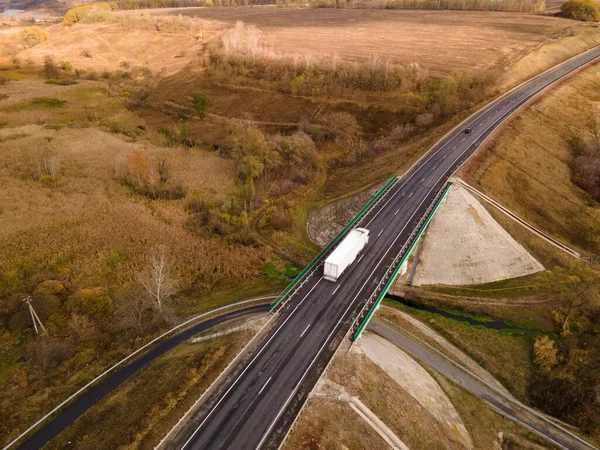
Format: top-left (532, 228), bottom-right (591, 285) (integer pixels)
top-left (258, 377), bottom-right (272, 396)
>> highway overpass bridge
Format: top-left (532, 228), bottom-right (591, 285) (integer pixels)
top-left (166, 46), bottom-right (600, 450)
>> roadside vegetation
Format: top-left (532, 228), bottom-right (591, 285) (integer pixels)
top-left (43, 333), bottom-right (247, 449)
top-left (560, 0), bottom-right (600, 20)
top-left (1, 5), bottom-right (600, 446)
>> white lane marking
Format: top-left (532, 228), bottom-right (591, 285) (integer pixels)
top-left (332, 285), bottom-right (340, 295)
top-left (357, 254), bottom-right (365, 263)
top-left (377, 230), bottom-right (383, 237)
top-left (408, 192), bottom-right (413, 198)
top-left (432, 165), bottom-right (437, 170)
top-left (258, 58), bottom-right (600, 447)
top-left (256, 177), bottom-right (439, 450)
top-left (394, 209), bottom-right (399, 216)
top-left (443, 155), bottom-right (447, 159)
top-left (300, 325), bottom-right (311, 338)
top-left (258, 377), bottom-right (272, 396)
top-left (452, 146), bottom-right (457, 149)
top-left (192, 50), bottom-right (600, 450)
top-left (178, 277), bottom-right (324, 450)
top-left (421, 177), bottom-right (425, 182)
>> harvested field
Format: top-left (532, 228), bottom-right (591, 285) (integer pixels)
top-left (153, 7), bottom-right (581, 74)
top-left (20, 21), bottom-right (205, 75)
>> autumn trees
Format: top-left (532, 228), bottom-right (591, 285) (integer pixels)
top-left (560, 0), bottom-right (600, 20)
top-left (115, 150), bottom-right (185, 200)
top-left (529, 267), bottom-right (600, 433)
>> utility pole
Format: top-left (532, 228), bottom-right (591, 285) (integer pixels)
top-left (23, 296), bottom-right (47, 336)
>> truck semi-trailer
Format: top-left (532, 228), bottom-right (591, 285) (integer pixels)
top-left (323, 228), bottom-right (369, 282)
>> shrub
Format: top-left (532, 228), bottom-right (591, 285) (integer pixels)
top-left (191, 91), bottom-right (210, 119)
top-left (67, 288), bottom-right (113, 319)
top-left (81, 6), bottom-right (111, 23)
top-left (20, 26), bottom-right (48, 48)
top-left (57, 79), bottom-right (78, 86)
top-left (28, 336), bottom-right (72, 378)
top-left (31, 97), bottom-right (67, 108)
top-left (561, 0), bottom-right (600, 20)
top-left (43, 55), bottom-right (60, 79)
top-left (33, 280), bottom-right (67, 297)
top-left (63, 2), bottom-right (117, 24)
top-left (60, 61), bottom-right (73, 71)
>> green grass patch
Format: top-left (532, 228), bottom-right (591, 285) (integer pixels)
top-left (63, 87), bottom-right (105, 101)
top-left (30, 97), bottom-right (67, 108)
top-left (0, 71), bottom-right (30, 81)
top-left (382, 300), bottom-right (534, 399)
top-left (436, 306), bottom-right (494, 323)
top-left (264, 257), bottom-right (300, 280)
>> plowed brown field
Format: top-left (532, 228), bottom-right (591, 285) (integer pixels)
top-left (151, 7), bottom-right (580, 74)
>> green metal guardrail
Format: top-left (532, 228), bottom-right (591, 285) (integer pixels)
top-left (353, 183), bottom-right (452, 341)
top-left (270, 174), bottom-right (399, 310)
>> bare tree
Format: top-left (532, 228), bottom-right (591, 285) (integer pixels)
top-left (369, 54), bottom-right (381, 86)
top-left (331, 52), bottom-right (342, 77)
top-left (69, 313), bottom-right (97, 340)
top-left (139, 246), bottom-right (177, 313)
top-left (246, 26), bottom-right (263, 66)
top-left (383, 58), bottom-right (393, 86)
top-left (157, 158), bottom-right (170, 184)
top-left (117, 288), bottom-right (148, 333)
top-left (43, 54), bottom-right (59, 79)
top-left (292, 54), bottom-right (300, 77)
top-left (303, 53), bottom-right (313, 71)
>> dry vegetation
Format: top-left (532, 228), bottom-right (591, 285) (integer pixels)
top-left (43, 333), bottom-right (247, 449)
top-left (0, 69), bottom-right (281, 446)
top-left (462, 60), bottom-right (600, 256)
top-left (1, 5), bottom-right (600, 446)
top-left (459, 58), bottom-right (600, 438)
top-left (155, 7), bottom-right (586, 75)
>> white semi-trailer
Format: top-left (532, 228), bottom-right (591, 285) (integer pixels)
top-left (323, 228), bottom-right (369, 282)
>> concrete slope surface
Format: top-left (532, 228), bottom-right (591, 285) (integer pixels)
top-left (412, 183), bottom-right (544, 286)
top-left (355, 332), bottom-right (473, 449)
top-left (368, 319), bottom-right (591, 450)
top-left (166, 46), bottom-right (600, 450)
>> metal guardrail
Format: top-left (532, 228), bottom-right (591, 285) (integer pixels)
top-left (270, 174), bottom-right (399, 310)
top-left (352, 182), bottom-right (452, 341)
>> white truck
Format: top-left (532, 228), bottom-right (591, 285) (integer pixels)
top-left (323, 228), bottom-right (369, 282)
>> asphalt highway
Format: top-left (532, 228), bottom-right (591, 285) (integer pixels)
top-left (169, 45), bottom-right (600, 450)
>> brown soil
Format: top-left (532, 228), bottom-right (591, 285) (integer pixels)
top-left (153, 7), bottom-right (580, 74)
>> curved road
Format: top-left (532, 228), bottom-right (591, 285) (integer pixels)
top-left (167, 46), bottom-right (600, 450)
top-left (15, 303), bottom-right (270, 450)
top-left (369, 319), bottom-right (596, 450)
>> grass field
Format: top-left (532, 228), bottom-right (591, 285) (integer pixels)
top-left (154, 7), bottom-right (585, 75)
top-left (380, 303), bottom-right (534, 401)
